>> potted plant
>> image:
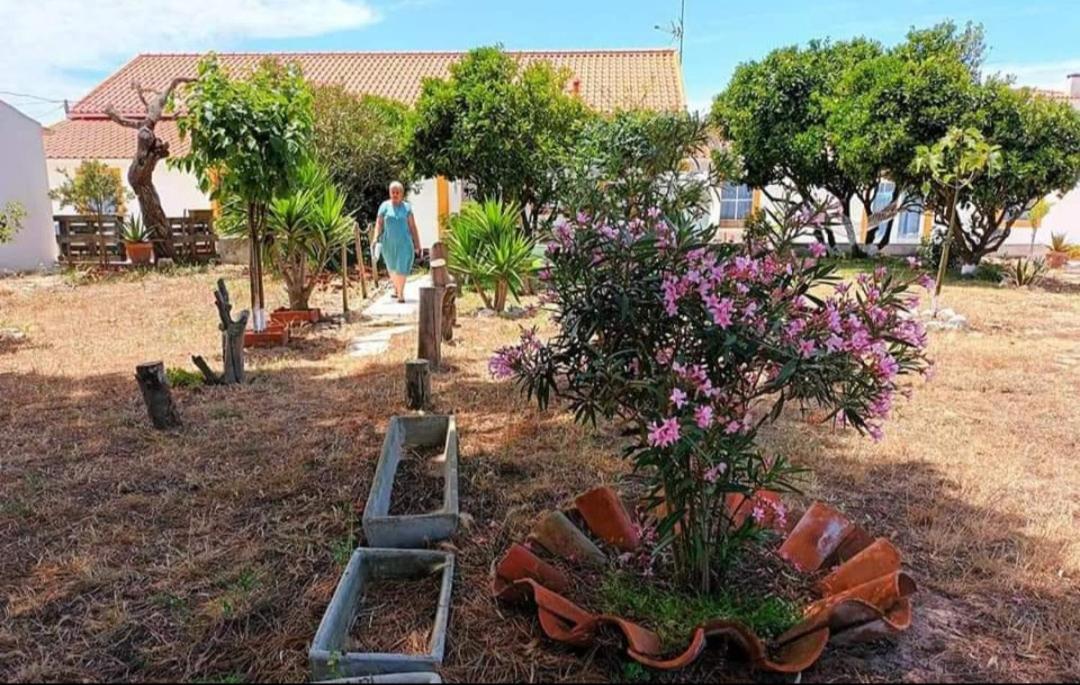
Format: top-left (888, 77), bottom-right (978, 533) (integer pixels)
top-left (263, 163), bottom-right (355, 326)
top-left (120, 215), bottom-right (154, 265)
top-left (1046, 233), bottom-right (1071, 269)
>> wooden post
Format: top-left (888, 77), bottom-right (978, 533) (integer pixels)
top-left (193, 279), bottom-right (248, 384)
top-left (341, 243), bottom-right (350, 315)
top-left (405, 359), bottom-right (431, 410)
top-left (418, 286), bottom-right (443, 369)
top-left (430, 241), bottom-right (457, 342)
top-left (355, 223), bottom-right (368, 300)
top-left (135, 362), bottom-right (182, 429)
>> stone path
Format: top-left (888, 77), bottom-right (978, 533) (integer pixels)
top-left (346, 276), bottom-right (429, 358)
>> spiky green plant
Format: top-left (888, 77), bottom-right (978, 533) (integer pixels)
top-left (1007, 257), bottom-right (1047, 287)
top-left (446, 199), bottom-right (537, 312)
top-left (119, 215), bottom-right (152, 243)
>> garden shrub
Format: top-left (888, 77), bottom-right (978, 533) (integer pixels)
top-left (492, 207), bottom-right (932, 591)
top-left (446, 199), bottom-right (538, 312)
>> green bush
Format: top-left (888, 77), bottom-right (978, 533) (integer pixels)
top-left (1006, 256), bottom-right (1047, 287)
top-left (446, 199), bottom-right (537, 312)
top-left (167, 367), bottom-right (204, 388)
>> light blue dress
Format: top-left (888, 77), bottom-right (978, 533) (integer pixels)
top-left (378, 200), bottom-right (415, 275)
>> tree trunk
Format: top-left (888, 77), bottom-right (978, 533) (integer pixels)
top-left (135, 362), bottom-right (182, 429)
top-left (405, 359), bottom-right (431, 410)
top-left (128, 127), bottom-right (176, 260)
top-left (192, 278), bottom-right (248, 384)
top-left (494, 279), bottom-right (509, 312)
top-left (441, 284), bottom-right (457, 342)
top-left (839, 210), bottom-right (864, 258)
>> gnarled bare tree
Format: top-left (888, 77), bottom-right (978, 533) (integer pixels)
top-left (104, 78), bottom-right (192, 260)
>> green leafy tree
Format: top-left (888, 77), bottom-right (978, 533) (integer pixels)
top-left (172, 54), bottom-right (314, 330)
top-left (407, 46), bottom-right (591, 232)
top-left (913, 126), bottom-right (1001, 297)
top-left (311, 85), bottom-right (415, 234)
top-left (557, 111), bottom-right (713, 224)
top-left (50, 160), bottom-right (132, 265)
top-left (713, 23), bottom-right (982, 254)
top-left (0, 201), bottom-right (28, 245)
top-left (940, 81), bottom-right (1080, 264)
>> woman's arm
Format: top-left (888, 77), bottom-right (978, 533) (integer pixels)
top-left (374, 212), bottom-right (384, 243)
top-left (408, 211), bottom-right (421, 255)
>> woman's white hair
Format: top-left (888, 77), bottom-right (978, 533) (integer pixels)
top-left (389, 181), bottom-right (405, 193)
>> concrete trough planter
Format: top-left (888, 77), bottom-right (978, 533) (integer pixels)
top-left (310, 548), bottom-right (454, 680)
top-left (363, 415), bottom-right (459, 549)
top-left (316, 674), bottom-right (442, 684)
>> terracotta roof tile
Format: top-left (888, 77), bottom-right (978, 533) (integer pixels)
top-left (70, 50), bottom-right (685, 118)
top-left (44, 119), bottom-right (187, 159)
top-left (48, 49), bottom-right (684, 159)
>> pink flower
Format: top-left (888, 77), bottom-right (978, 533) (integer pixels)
top-left (708, 297), bottom-right (735, 328)
top-left (918, 274), bottom-right (936, 291)
top-left (670, 388), bottom-right (688, 409)
top-left (488, 347), bottom-right (519, 379)
top-left (797, 339), bottom-right (817, 358)
top-left (647, 418), bottom-right (680, 448)
top-left (809, 243), bottom-right (828, 258)
top-left (694, 404), bottom-right (714, 429)
top-left (724, 420), bottom-right (744, 435)
top-left (703, 463), bottom-right (727, 483)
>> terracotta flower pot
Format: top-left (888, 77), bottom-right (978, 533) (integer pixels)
top-left (125, 241), bottom-right (154, 265)
top-left (1046, 251), bottom-right (1069, 269)
top-left (270, 308), bottom-right (322, 326)
top-left (244, 322), bottom-right (290, 348)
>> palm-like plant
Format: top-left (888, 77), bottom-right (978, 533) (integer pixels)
top-left (264, 163), bottom-right (354, 310)
top-left (447, 199), bottom-right (537, 312)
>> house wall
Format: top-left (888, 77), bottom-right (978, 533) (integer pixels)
top-left (46, 158), bottom-right (211, 218)
top-left (0, 103), bottom-right (58, 272)
top-left (711, 180), bottom-right (1080, 256)
top-left (44, 159), bottom-right (456, 251)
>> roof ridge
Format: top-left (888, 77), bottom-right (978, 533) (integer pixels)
top-left (125, 47), bottom-right (677, 57)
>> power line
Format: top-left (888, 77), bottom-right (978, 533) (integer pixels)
top-left (0, 90), bottom-right (67, 104)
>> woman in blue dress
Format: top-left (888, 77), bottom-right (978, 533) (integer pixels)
top-left (374, 181), bottom-right (422, 303)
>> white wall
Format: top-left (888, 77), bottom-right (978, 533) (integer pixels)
top-left (0, 102), bottom-right (57, 271)
top-left (46, 158), bottom-right (210, 218)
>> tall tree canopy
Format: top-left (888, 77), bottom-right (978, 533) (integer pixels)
top-left (406, 46), bottom-right (591, 231)
top-left (311, 85), bottom-right (415, 230)
top-left (172, 55), bottom-right (314, 328)
top-left (712, 22), bottom-right (984, 254)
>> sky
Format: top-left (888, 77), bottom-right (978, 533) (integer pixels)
top-left (1, 0), bottom-right (1078, 124)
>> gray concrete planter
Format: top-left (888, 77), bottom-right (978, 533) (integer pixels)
top-left (316, 673), bottom-right (443, 683)
top-left (310, 548), bottom-right (454, 680)
top-left (363, 415), bottom-right (459, 549)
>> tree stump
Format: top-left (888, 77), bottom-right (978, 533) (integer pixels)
top-left (418, 286), bottom-right (444, 369)
top-left (405, 359), bottom-right (432, 410)
top-left (193, 279), bottom-right (248, 384)
top-left (430, 241), bottom-right (457, 342)
top-left (135, 361), bottom-right (182, 429)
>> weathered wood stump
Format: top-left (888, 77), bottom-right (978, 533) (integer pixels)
top-left (193, 279), bottom-right (248, 385)
top-left (430, 241), bottom-right (457, 342)
top-left (135, 361), bottom-right (182, 429)
top-left (418, 286), bottom-right (444, 369)
top-left (405, 359), bottom-right (432, 410)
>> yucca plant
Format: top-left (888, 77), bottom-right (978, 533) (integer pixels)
top-left (119, 215), bottom-right (152, 243)
top-left (1007, 257), bottom-right (1047, 288)
top-left (264, 163), bottom-right (355, 310)
top-left (447, 199), bottom-right (537, 312)
top-left (1049, 233), bottom-right (1070, 253)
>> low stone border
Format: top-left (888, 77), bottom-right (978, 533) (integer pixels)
top-left (363, 415), bottom-right (459, 549)
top-left (310, 548), bottom-right (455, 680)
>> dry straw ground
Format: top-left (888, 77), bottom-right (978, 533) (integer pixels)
top-left (0, 266), bottom-right (1077, 683)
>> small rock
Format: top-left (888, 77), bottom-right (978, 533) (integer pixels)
top-left (947, 314), bottom-right (969, 330)
top-left (476, 308), bottom-right (497, 318)
top-left (936, 308), bottom-right (957, 321)
top-left (0, 328), bottom-right (25, 341)
top-left (501, 305), bottom-right (529, 320)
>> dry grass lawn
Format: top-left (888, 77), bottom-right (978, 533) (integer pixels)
top-left (0, 265), bottom-right (1077, 683)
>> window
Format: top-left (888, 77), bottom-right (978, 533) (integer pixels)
top-left (718, 183), bottom-right (754, 221)
top-left (870, 181), bottom-right (923, 240)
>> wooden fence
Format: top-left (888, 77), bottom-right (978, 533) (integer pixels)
top-left (55, 213), bottom-right (218, 264)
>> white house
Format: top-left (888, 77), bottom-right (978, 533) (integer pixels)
top-left (0, 100), bottom-right (58, 272)
top-left (42, 50), bottom-right (686, 251)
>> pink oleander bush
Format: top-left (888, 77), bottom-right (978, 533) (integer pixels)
top-left (491, 201), bottom-right (932, 591)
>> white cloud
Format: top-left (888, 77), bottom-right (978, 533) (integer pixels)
top-left (985, 59), bottom-right (1080, 92)
top-left (0, 0), bottom-right (379, 123)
